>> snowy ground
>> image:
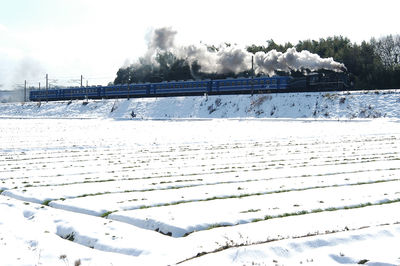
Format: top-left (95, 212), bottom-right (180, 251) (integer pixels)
top-left (1, 91), bottom-right (400, 265)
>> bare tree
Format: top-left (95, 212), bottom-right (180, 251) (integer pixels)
top-left (371, 35), bottom-right (400, 69)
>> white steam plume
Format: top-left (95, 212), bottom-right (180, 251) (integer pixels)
top-left (254, 48), bottom-right (346, 75)
top-left (0, 57), bottom-right (46, 102)
top-left (138, 27), bottom-right (346, 75)
top-left (178, 45), bottom-right (252, 74)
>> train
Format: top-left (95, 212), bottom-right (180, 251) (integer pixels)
top-left (29, 72), bottom-right (350, 102)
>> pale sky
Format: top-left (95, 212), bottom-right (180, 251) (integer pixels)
top-left (1, 0), bottom-right (399, 89)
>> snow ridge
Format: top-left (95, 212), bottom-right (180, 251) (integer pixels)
top-left (1, 90), bottom-right (400, 119)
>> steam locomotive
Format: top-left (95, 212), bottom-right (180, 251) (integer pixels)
top-left (29, 72), bottom-right (349, 102)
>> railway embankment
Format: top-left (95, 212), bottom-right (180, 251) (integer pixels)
top-left (1, 90), bottom-right (400, 119)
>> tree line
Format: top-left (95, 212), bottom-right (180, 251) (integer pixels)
top-left (114, 35), bottom-right (400, 89)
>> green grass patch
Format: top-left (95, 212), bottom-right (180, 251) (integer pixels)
top-left (42, 200), bottom-right (52, 206)
top-left (100, 211), bottom-right (115, 218)
top-left (240, 209), bottom-right (261, 213)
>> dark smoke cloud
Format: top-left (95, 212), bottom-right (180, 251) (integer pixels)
top-left (149, 27), bottom-right (177, 51)
top-left (144, 27), bottom-right (177, 64)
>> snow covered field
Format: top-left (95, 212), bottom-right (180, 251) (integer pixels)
top-left (1, 92), bottom-right (400, 265)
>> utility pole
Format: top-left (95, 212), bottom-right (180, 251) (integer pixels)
top-left (81, 74), bottom-right (87, 100)
top-left (251, 56), bottom-right (254, 76)
top-left (39, 82), bottom-right (41, 105)
top-left (24, 80), bottom-right (26, 102)
top-left (251, 56), bottom-right (254, 96)
top-left (46, 74), bottom-right (48, 103)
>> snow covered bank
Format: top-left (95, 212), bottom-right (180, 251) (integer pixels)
top-left (1, 90), bottom-right (400, 119)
